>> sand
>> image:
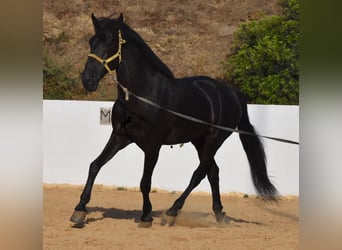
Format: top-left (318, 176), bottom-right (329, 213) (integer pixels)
top-left (43, 184), bottom-right (298, 249)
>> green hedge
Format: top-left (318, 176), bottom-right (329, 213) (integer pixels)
top-left (223, 0), bottom-right (299, 104)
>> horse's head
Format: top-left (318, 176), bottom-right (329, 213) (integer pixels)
top-left (81, 13), bottom-right (125, 91)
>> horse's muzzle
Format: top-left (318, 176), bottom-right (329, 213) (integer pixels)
top-left (81, 73), bottom-right (98, 92)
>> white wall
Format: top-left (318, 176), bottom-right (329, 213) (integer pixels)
top-left (43, 100), bottom-right (299, 195)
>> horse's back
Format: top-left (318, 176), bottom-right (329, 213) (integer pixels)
top-left (161, 76), bottom-right (242, 144)
top-left (173, 75), bottom-right (242, 124)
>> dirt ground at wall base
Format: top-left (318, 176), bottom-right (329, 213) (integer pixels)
top-left (44, 184), bottom-right (298, 250)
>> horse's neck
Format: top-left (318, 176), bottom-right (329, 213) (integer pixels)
top-left (118, 44), bottom-right (168, 95)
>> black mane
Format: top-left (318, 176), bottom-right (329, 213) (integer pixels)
top-left (97, 17), bottom-right (173, 78)
top-left (121, 23), bottom-right (174, 79)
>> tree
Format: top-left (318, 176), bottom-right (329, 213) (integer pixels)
top-left (223, 0), bottom-right (299, 105)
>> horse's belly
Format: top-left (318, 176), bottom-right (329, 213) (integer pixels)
top-left (164, 123), bottom-right (207, 145)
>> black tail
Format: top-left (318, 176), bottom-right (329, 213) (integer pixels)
top-left (236, 91), bottom-right (278, 201)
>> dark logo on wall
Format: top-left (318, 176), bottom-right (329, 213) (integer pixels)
top-left (100, 108), bottom-right (111, 125)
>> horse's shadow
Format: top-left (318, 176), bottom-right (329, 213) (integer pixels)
top-left (77, 206), bottom-right (262, 227)
top-left (84, 206), bottom-right (163, 224)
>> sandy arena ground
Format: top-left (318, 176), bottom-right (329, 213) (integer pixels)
top-left (43, 184), bottom-right (298, 249)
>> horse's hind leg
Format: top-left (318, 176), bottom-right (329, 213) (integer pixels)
top-left (207, 161), bottom-right (227, 223)
top-left (165, 158), bottom-right (213, 223)
top-left (165, 138), bottom-right (218, 221)
top-left (164, 134), bottom-right (229, 226)
top-left (70, 130), bottom-right (131, 224)
top-left (193, 138), bottom-right (226, 222)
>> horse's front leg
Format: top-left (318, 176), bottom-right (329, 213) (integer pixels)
top-left (70, 130), bottom-right (131, 224)
top-left (138, 147), bottom-right (161, 227)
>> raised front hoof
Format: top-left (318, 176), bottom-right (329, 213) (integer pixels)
top-left (70, 210), bottom-right (87, 224)
top-left (161, 213), bottom-right (177, 227)
top-left (215, 211), bottom-right (230, 224)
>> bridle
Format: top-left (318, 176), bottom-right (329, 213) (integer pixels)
top-left (88, 30), bottom-right (126, 76)
top-left (88, 29), bottom-right (130, 100)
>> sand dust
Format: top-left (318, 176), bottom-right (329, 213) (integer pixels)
top-left (44, 184), bottom-right (298, 249)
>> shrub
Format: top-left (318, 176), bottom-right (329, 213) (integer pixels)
top-left (43, 56), bottom-right (79, 99)
top-left (223, 0), bottom-right (299, 105)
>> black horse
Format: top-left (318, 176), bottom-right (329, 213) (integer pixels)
top-left (70, 14), bottom-right (278, 227)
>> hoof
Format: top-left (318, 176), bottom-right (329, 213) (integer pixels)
top-left (215, 211), bottom-right (226, 223)
top-left (70, 210), bottom-right (87, 224)
top-left (138, 221), bottom-right (153, 228)
top-left (215, 212), bottom-right (230, 224)
top-left (161, 214), bottom-right (177, 226)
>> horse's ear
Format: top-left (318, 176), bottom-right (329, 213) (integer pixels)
top-left (91, 13), bottom-right (100, 32)
top-left (118, 13), bottom-right (124, 26)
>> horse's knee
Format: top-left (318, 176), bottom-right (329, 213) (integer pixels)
top-left (89, 161), bottom-right (101, 176)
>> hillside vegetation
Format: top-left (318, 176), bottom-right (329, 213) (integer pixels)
top-left (44, 0), bottom-right (296, 103)
top-left (223, 0), bottom-right (299, 104)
